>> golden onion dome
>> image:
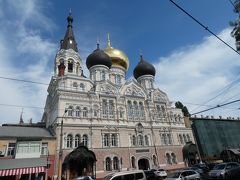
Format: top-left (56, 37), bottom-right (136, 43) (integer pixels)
top-left (104, 34), bottom-right (129, 70)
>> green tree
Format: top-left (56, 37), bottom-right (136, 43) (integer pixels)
top-left (175, 101), bottom-right (190, 117)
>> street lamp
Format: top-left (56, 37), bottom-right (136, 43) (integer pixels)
top-left (57, 109), bottom-right (68, 180)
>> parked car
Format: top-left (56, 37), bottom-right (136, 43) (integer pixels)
top-left (144, 170), bottom-right (159, 180)
top-left (208, 162), bottom-right (240, 179)
top-left (103, 170), bottom-right (147, 180)
top-left (192, 163), bottom-right (210, 173)
top-left (74, 176), bottom-right (94, 180)
top-left (152, 169), bottom-right (167, 179)
top-left (165, 170), bottom-right (201, 180)
top-left (224, 166), bottom-right (240, 180)
top-left (187, 167), bottom-right (204, 175)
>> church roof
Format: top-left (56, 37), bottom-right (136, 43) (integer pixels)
top-left (60, 13), bottom-right (78, 52)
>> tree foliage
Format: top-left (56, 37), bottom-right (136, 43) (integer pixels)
top-left (175, 101), bottom-right (190, 117)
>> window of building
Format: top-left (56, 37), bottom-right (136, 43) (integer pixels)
top-left (156, 105), bottom-right (161, 118)
top-left (133, 101), bottom-right (139, 118)
top-left (75, 134), bottom-right (80, 148)
top-left (113, 157), bottom-right (119, 170)
top-left (17, 143), bottom-right (29, 153)
top-left (161, 106), bottom-right (166, 118)
top-left (93, 105), bottom-right (98, 117)
top-left (29, 143), bottom-right (41, 153)
top-left (66, 134), bottom-right (73, 148)
top-left (104, 134), bottom-right (110, 147)
top-left (139, 102), bottom-right (145, 118)
top-left (187, 134), bottom-right (191, 142)
top-left (162, 134), bottom-right (167, 145)
top-left (109, 100), bottom-right (114, 118)
top-left (102, 99), bottom-right (108, 118)
top-left (82, 134), bottom-right (88, 147)
top-left (119, 108), bottom-right (124, 119)
top-left (101, 71), bottom-right (106, 81)
top-left (128, 101), bottom-right (133, 118)
top-left (145, 135), bottom-right (149, 146)
top-left (171, 153), bottom-right (177, 164)
top-left (179, 134), bottom-right (184, 144)
top-left (131, 156), bottom-right (136, 168)
top-left (73, 82), bottom-right (78, 89)
top-left (41, 143), bottom-right (48, 155)
top-left (111, 134), bottom-right (117, 147)
top-left (138, 134), bottom-right (143, 146)
top-left (153, 155), bottom-right (157, 166)
top-left (167, 134), bottom-right (172, 145)
top-left (183, 134), bottom-right (187, 144)
top-left (115, 74), bottom-right (121, 85)
top-left (68, 106), bottom-right (74, 116)
top-left (79, 83), bottom-right (85, 91)
top-left (105, 157), bottom-right (111, 171)
top-left (166, 153), bottom-right (172, 165)
top-left (68, 60), bottom-right (73, 73)
top-left (75, 107), bottom-right (80, 117)
top-left (82, 107), bottom-right (88, 118)
top-left (132, 135), bottom-right (136, 146)
top-left (7, 143), bottom-right (16, 156)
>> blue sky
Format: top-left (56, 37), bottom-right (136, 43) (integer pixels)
top-left (0, 0), bottom-right (240, 124)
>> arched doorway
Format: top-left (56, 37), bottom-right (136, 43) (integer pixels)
top-left (138, 158), bottom-right (150, 170)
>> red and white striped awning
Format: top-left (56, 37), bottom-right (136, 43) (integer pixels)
top-left (0, 166), bottom-right (45, 176)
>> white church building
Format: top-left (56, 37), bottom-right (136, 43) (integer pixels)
top-left (41, 14), bottom-right (193, 178)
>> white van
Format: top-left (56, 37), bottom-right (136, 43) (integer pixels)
top-left (103, 170), bottom-right (147, 180)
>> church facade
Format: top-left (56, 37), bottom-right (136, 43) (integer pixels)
top-left (42, 14), bottom-right (193, 178)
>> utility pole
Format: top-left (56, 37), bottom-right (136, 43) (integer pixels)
top-left (57, 109), bottom-right (68, 180)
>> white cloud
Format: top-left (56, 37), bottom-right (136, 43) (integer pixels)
top-left (0, 0), bottom-right (56, 125)
top-left (154, 28), bottom-right (240, 118)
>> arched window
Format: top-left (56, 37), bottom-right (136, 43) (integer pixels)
top-left (138, 134), bottom-right (143, 146)
top-left (82, 107), bottom-right (88, 117)
top-left (183, 134), bottom-right (187, 144)
top-left (115, 74), bottom-right (121, 85)
top-left (102, 99), bottom-right (108, 118)
top-left (153, 155), bottom-right (157, 166)
top-left (68, 59), bottom-right (73, 73)
top-left (75, 107), bottom-right (80, 117)
top-left (156, 105), bottom-right (161, 118)
top-left (133, 101), bottom-right (139, 118)
top-left (104, 134), bottom-right (110, 147)
top-left (171, 153), bottom-right (177, 164)
top-left (101, 71), bottom-right (106, 80)
top-left (131, 156), bottom-right (136, 168)
top-left (132, 135), bottom-right (136, 146)
top-left (113, 157), bottom-right (119, 170)
top-left (187, 134), bottom-right (191, 142)
top-left (167, 134), bottom-right (172, 145)
top-left (174, 114), bottom-right (178, 122)
top-left (139, 102), bottom-right (145, 118)
top-left (127, 101), bottom-right (133, 118)
top-left (178, 115), bottom-right (181, 122)
top-left (76, 62), bottom-right (80, 74)
top-left (79, 83), bottom-right (85, 91)
top-left (161, 106), bottom-right (166, 118)
top-left (68, 106), bottom-right (74, 116)
top-left (163, 134), bottom-right (168, 145)
top-left (75, 134), bottom-right (80, 147)
top-left (73, 82), bottom-right (78, 89)
top-left (166, 153), bottom-right (172, 164)
top-left (119, 108), bottom-right (124, 119)
top-left (109, 100), bottom-right (114, 118)
top-left (179, 134), bottom-right (184, 144)
top-left (66, 134), bottom-right (73, 148)
top-left (82, 134), bottom-right (88, 147)
top-left (93, 105), bottom-right (98, 117)
top-left (145, 135), bottom-right (149, 146)
top-left (111, 134), bottom-right (117, 147)
top-left (105, 157), bottom-right (111, 171)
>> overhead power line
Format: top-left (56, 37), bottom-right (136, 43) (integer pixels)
top-left (169, 0), bottom-right (240, 56)
top-left (190, 99), bottom-right (240, 115)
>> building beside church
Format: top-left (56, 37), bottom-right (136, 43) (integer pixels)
top-left (41, 14), bottom-right (194, 178)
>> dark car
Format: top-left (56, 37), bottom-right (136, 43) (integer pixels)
top-left (144, 170), bottom-right (159, 180)
top-left (208, 162), bottom-right (240, 179)
top-left (193, 163), bottom-right (209, 173)
top-left (225, 166), bottom-right (240, 180)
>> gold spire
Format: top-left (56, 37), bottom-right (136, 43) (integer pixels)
top-left (107, 33), bottom-right (112, 48)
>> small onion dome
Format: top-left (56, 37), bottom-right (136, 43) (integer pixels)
top-left (133, 55), bottom-right (156, 79)
top-left (103, 33), bottom-right (129, 70)
top-left (86, 44), bottom-right (112, 69)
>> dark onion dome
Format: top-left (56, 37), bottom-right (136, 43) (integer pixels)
top-left (133, 55), bottom-right (156, 79)
top-left (86, 44), bottom-right (112, 69)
